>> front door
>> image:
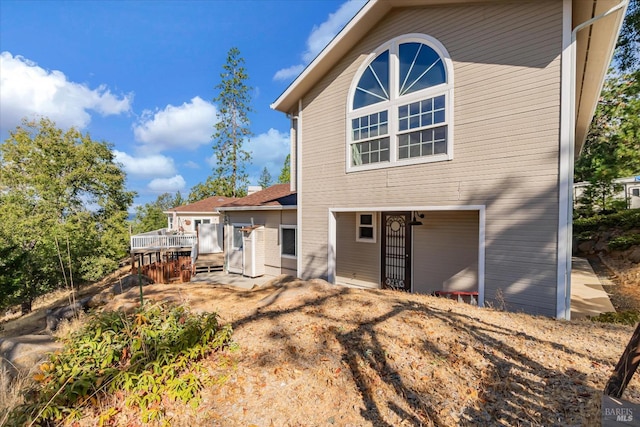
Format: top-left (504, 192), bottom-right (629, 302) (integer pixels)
top-left (381, 212), bottom-right (411, 291)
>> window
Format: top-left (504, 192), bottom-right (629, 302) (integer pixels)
top-left (232, 225), bottom-right (243, 249)
top-left (633, 188), bottom-right (640, 197)
top-left (168, 215), bottom-right (173, 230)
top-left (280, 225), bottom-right (297, 258)
top-left (194, 219), bottom-right (211, 229)
top-left (356, 213), bottom-right (376, 243)
top-left (347, 34), bottom-right (453, 172)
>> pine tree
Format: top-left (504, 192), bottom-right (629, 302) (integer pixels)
top-left (211, 47), bottom-right (253, 197)
top-left (258, 167), bottom-right (272, 189)
top-left (279, 154), bottom-right (291, 184)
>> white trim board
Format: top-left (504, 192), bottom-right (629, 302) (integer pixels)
top-left (556, 0), bottom-right (573, 321)
top-left (327, 204), bottom-right (485, 307)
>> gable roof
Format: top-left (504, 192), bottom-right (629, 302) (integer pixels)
top-left (165, 196), bottom-right (238, 214)
top-left (270, 0), bottom-right (627, 152)
top-left (218, 183), bottom-right (297, 211)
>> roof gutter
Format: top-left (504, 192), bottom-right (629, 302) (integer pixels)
top-left (560, 0), bottom-right (628, 319)
top-left (217, 206), bottom-right (297, 212)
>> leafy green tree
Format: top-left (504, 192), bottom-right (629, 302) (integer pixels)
top-left (210, 47), bottom-right (253, 197)
top-left (575, 70), bottom-right (640, 214)
top-left (173, 191), bottom-right (185, 207)
top-left (132, 192), bottom-right (184, 234)
top-left (0, 118), bottom-right (134, 311)
top-left (187, 176), bottom-right (239, 203)
top-left (615, 0), bottom-right (639, 72)
top-left (278, 154), bottom-right (291, 184)
top-left (258, 167), bottom-right (272, 189)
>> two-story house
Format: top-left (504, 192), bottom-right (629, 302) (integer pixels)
top-left (271, 0), bottom-right (627, 318)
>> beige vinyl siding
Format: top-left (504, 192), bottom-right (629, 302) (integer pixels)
top-left (298, 1), bottom-right (563, 316)
top-left (226, 210), bottom-right (297, 276)
top-left (335, 212), bottom-right (380, 288)
top-left (412, 211), bottom-right (478, 294)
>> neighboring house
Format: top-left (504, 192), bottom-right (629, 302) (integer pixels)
top-left (574, 176), bottom-right (640, 210)
top-left (164, 196), bottom-right (237, 254)
top-left (271, 0), bottom-right (627, 318)
top-left (217, 184), bottom-right (297, 278)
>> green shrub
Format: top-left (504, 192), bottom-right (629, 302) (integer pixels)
top-left (8, 303), bottom-right (233, 425)
top-left (574, 209), bottom-right (640, 233)
top-left (589, 310), bottom-right (640, 325)
top-left (609, 233), bottom-right (640, 251)
top-left (575, 231), bottom-right (595, 242)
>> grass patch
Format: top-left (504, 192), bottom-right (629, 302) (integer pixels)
top-left (5, 303), bottom-right (233, 426)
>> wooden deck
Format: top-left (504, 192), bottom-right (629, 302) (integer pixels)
top-left (194, 253), bottom-right (224, 274)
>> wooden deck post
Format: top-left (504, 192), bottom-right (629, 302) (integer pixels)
top-left (605, 322), bottom-right (640, 398)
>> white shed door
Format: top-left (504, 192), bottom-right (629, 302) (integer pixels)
top-left (227, 225), bottom-right (244, 274)
top-left (198, 223), bottom-right (223, 254)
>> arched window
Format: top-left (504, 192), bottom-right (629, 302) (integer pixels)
top-left (347, 34), bottom-right (453, 171)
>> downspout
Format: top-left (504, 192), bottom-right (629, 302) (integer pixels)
top-left (296, 99), bottom-right (303, 278)
top-left (561, 0), bottom-right (628, 319)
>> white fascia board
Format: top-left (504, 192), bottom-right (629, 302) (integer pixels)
top-left (271, 0), bottom-right (383, 112)
top-left (217, 206), bottom-right (297, 212)
top-left (162, 210), bottom-right (222, 215)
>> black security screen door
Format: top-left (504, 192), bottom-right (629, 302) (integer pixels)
top-left (381, 212), bottom-right (411, 291)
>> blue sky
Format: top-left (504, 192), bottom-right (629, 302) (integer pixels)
top-left (0, 0), bottom-right (365, 209)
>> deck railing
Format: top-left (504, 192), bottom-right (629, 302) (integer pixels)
top-left (131, 229), bottom-right (197, 251)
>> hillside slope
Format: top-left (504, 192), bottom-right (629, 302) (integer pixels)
top-left (76, 277), bottom-right (640, 426)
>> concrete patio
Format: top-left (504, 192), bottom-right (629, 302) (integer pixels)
top-left (190, 257), bottom-right (616, 320)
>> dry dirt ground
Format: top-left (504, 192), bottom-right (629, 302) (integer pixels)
top-left (3, 262), bottom-right (640, 426)
top-left (598, 253), bottom-right (640, 311)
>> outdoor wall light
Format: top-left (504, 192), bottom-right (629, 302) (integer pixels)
top-left (409, 212), bottom-right (424, 226)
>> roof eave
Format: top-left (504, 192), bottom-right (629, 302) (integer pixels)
top-left (162, 210), bottom-right (223, 215)
top-left (271, 0), bottom-right (514, 114)
top-left (573, 0), bottom-right (628, 155)
top-left (217, 205), bottom-right (298, 212)
top-left (271, 0), bottom-right (388, 113)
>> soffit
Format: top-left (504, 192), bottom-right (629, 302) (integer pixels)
top-left (574, 0), bottom-right (627, 155)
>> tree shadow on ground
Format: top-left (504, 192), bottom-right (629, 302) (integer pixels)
top-left (223, 283), bottom-right (607, 426)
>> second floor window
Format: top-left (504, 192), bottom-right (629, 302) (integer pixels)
top-left (347, 34), bottom-right (453, 172)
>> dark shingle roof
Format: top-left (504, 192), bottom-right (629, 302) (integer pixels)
top-left (220, 184), bottom-right (296, 208)
top-left (166, 196), bottom-right (238, 213)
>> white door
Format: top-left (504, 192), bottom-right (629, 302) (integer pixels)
top-left (198, 223), bottom-right (223, 254)
top-left (227, 224), bottom-right (245, 274)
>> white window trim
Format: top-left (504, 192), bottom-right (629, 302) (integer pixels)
top-left (346, 33), bottom-right (454, 173)
top-left (231, 224), bottom-right (246, 250)
top-left (280, 225), bottom-right (297, 259)
top-left (356, 212), bottom-right (377, 243)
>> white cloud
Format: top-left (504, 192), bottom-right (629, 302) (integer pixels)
top-left (273, 0), bottom-right (366, 81)
top-left (114, 150), bottom-right (177, 178)
top-left (0, 51), bottom-right (132, 131)
top-left (148, 175), bottom-right (186, 192)
top-left (273, 65), bottom-right (305, 82)
top-left (133, 96), bottom-right (217, 152)
top-left (206, 153), bottom-right (218, 168)
top-left (183, 160), bottom-right (200, 169)
top-left (247, 128), bottom-right (290, 169)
